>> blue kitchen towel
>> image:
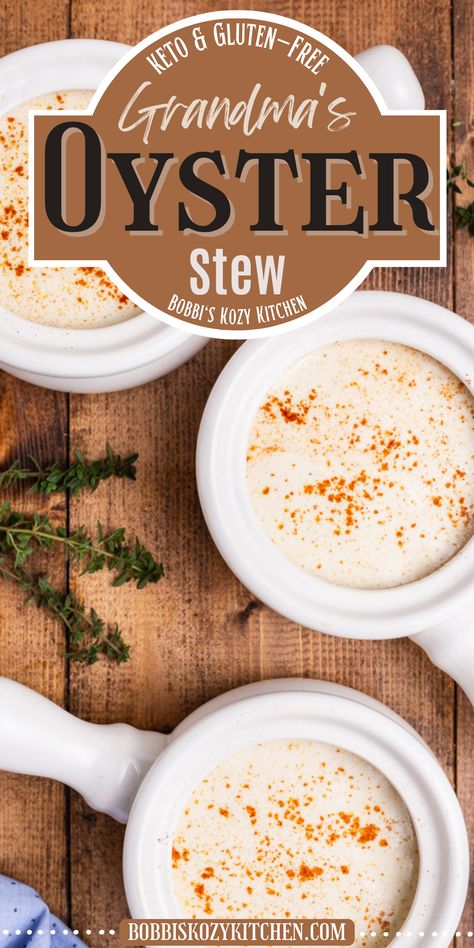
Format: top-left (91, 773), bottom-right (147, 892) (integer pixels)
top-left (0, 876), bottom-right (87, 948)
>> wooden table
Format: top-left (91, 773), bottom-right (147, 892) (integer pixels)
top-left (0, 0), bottom-right (472, 943)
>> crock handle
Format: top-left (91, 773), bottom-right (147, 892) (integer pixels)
top-left (0, 676), bottom-right (166, 824)
top-left (411, 618), bottom-right (474, 706)
top-left (354, 45), bottom-right (425, 110)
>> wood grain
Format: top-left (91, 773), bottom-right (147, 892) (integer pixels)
top-left (0, 376), bottom-right (69, 916)
top-left (0, 382), bottom-right (69, 909)
top-left (66, 0), bottom-right (459, 942)
top-left (453, 0), bottom-right (474, 928)
top-left (0, 0), bottom-right (472, 942)
top-left (0, 0), bottom-right (70, 922)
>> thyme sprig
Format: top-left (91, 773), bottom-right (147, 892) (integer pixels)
top-left (0, 561), bottom-right (130, 665)
top-left (0, 446), bottom-right (164, 666)
top-left (0, 445), bottom-right (138, 495)
top-left (447, 162), bottom-right (474, 193)
top-left (0, 503), bottom-right (164, 589)
top-left (455, 202), bottom-right (474, 237)
top-left (447, 159), bottom-right (474, 236)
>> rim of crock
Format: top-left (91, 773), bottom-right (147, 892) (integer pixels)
top-left (0, 38), bottom-right (204, 378)
top-left (122, 683), bottom-right (469, 942)
top-left (196, 289), bottom-right (474, 639)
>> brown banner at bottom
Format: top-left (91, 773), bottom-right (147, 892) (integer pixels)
top-left (118, 919), bottom-right (355, 946)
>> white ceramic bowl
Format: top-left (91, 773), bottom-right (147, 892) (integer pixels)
top-left (196, 291), bottom-right (474, 703)
top-left (0, 39), bottom-right (206, 392)
top-left (0, 676), bottom-right (468, 940)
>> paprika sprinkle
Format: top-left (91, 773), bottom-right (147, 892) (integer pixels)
top-left (172, 739), bottom-right (418, 946)
top-left (247, 339), bottom-right (474, 588)
top-left (0, 90), bottom-right (139, 328)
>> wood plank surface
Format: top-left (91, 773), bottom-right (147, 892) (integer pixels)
top-left (452, 0), bottom-right (474, 928)
top-left (68, 0), bottom-right (459, 940)
top-left (0, 0), bottom-right (472, 942)
top-left (0, 0), bottom-right (70, 922)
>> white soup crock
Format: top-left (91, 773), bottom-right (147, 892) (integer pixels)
top-left (196, 291), bottom-right (474, 705)
top-left (0, 38), bottom-right (207, 392)
top-left (0, 675), bottom-right (468, 940)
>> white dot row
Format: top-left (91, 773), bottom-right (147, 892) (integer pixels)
top-left (0, 930), bottom-right (473, 940)
top-left (1, 929), bottom-right (116, 937)
top-left (360, 934), bottom-right (474, 940)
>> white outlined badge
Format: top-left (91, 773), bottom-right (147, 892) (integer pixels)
top-left (30, 11), bottom-right (445, 339)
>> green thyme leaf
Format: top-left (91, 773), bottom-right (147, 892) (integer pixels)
top-left (0, 503), bottom-right (164, 588)
top-left (0, 445), bottom-right (138, 495)
top-left (0, 558), bottom-right (131, 665)
top-left (0, 446), bottom-right (163, 667)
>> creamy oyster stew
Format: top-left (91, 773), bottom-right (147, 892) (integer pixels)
top-left (172, 739), bottom-right (418, 943)
top-left (0, 90), bottom-right (139, 328)
top-left (246, 339), bottom-right (474, 589)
